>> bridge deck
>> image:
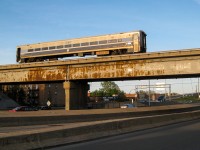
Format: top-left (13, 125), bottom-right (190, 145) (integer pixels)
top-left (0, 48), bottom-right (200, 70)
top-left (0, 48), bottom-right (200, 83)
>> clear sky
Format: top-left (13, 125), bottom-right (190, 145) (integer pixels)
top-left (0, 0), bottom-right (200, 65)
top-left (0, 0), bottom-right (200, 94)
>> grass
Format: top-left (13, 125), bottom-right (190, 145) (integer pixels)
top-left (174, 95), bottom-right (200, 103)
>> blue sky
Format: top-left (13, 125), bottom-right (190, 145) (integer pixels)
top-left (0, 0), bottom-right (200, 94)
top-left (0, 0), bottom-right (200, 65)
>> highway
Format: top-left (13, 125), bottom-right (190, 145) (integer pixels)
top-left (49, 119), bottom-right (200, 150)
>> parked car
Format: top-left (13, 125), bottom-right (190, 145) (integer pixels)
top-left (120, 104), bottom-right (136, 108)
top-left (9, 106), bottom-right (38, 112)
top-left (38, 106), bottom-right (51, 110)
top-left (139, 99), bottom-right (148, 103)
top-left (157, 95), bottom-right (166, 102)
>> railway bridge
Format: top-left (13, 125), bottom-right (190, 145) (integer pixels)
top-left (0, 48), bottom-right (200, 110)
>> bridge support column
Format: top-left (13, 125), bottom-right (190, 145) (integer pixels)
top-left (38, 84), bottom-right (45, 106)
top-left (63, 81), bottom-right (89, 110)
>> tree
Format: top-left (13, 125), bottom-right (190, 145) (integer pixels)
top-left (100, 81), bottom-right (120, 96)
top-left (90, 89), bottom-right (104, 97)
top-left (90, 81), bottom-right (126, 101)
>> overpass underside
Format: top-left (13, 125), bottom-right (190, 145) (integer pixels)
top-left (0, 48), bottom-right (200, 110)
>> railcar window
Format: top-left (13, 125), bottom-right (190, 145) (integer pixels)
top-left (42, 47), bottom-right (48, 50)
top-left (108, 39), bottom-right (117, 43)
top-left (35, 48), bottom-right (41, 51)
top-left (122, 38), bottom-right (132, 42)
top-left (57, 45), bottom-right (64, 49)
top-left (81, 42), bottom-right (89, 46)
top-left (99, 40), bottom-right (107, 44)
top-left (90, 41), bottom-right (98, 45)
top-left (73, 43), bottom-right (80, 47)
top-left (28, 49), bottom-right (34, 52)
top-left (65, 44), bottom-right (71, 48)
top-left (21, 50), bottom-right (28, 53)
top-left (49, 46), bottom-right (56, 50)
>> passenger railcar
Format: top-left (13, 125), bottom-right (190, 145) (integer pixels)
top-left (16, 30), bottom-right (146, 63)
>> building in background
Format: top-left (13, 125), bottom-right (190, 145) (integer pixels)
top-left (0, 83), bottom-right (65, 107)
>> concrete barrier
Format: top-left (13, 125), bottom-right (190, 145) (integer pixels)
top-left (1, 104), bottom-right (200, 127)
top-left (1, 110), bottom-right (200, 150)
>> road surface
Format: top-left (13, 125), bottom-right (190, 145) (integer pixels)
top-left (48, 118), bottom-right (200, 150)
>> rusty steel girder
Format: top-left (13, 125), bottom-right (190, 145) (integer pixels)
top-left (0, 48), bottom-right (200, 83)
top-left (68, 56), bottom-right (200, 80)
top-left (0, 66), bottom-right (67, 83)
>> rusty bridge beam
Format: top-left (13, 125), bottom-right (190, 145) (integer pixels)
top-left (0, 48), bottom-right (200, 83)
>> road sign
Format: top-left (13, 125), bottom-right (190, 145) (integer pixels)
top-left (47, 100), bottom-right (51, 107)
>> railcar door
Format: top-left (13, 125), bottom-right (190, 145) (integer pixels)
top-left (133, 33), bottom-right (140, 53)
top-left (141, 32), bottom-right (147, 52)
top-left (16, 48), bottom-right (21, 62)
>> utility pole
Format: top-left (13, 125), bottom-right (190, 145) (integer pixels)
top-left (148, 80), bottom-right (151, 106)
top-left (169, 84), bottom-right (171, 101)
top-left (165, 79), bottom-right (167, 99)
top-left (198, 78), bottom-right (200, 99)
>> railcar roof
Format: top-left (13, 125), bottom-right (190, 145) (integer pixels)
top-left (17, 30), bottom-right (146, 47)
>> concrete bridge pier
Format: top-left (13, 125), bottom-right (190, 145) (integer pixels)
top-left (63, 81), bottom-right (89, 110)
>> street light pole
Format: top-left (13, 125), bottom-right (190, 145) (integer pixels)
top-left (148, 80), bottom-right (151, 106)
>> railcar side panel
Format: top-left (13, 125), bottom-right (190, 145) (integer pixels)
top-left (17, 30), bottom-right (147, 63)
